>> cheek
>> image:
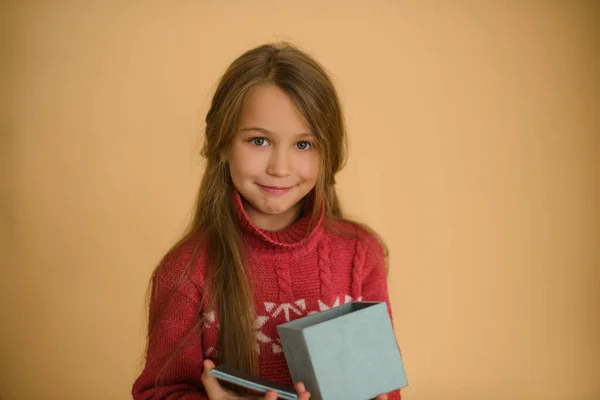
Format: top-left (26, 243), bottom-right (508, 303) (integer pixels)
top-left (296, 153), bottom-right (320, 182)
top-left (229, 144), bottom-right (257, 180)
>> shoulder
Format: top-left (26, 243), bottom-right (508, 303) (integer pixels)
top-left (152, 231), bottom-right (209, 301)
top-left (160, 231), bottom-right (207, 270)
top-left (324, 218), bottom-right (388, 296)
top-left (325, 217), bottom-right (385, 254)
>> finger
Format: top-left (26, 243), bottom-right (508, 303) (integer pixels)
top-left (376, 394), bottom-right (388, 400)
top-left (295, 382), bottom-right (306, 393)
top-left (201, 359), bottom-right (228, 399)
top-left (295, 382), bottom-right (310, 400)
top-left (299, 392), bottom-right (310, 400)
top-left (263, 390), bottom-right (278, 400)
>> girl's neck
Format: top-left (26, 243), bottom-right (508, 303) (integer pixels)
top-left (232, 189), bottom-right (324, 255)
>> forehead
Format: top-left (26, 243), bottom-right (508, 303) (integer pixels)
top-left (239, 84), bottom-right (310, 135)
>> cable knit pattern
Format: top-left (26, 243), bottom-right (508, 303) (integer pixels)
top-left (317, 235), bottom-right (333, 302)
top-left (275, 262), bottom-right (294, 302)
top-left (132, 190), bottom-right (401, 400)
top-left (352, 235), bottom-right (367, 300)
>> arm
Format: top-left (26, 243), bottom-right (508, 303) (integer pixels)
top-left (132, 253), bottom-right (208, 400)
top-left (360, 235), bottom-right (402, 400)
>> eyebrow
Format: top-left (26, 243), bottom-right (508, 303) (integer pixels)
top-left (240, 126), bottom-right (312, 138)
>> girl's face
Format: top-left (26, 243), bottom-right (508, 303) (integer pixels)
top-left (229, 84), bottom-right (320, 231)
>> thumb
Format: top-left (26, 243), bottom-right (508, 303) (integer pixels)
top-left (201, 360), bottom-right (229, 400)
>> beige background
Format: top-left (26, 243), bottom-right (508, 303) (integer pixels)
top-left (2, 1), bottom-right (599, 399)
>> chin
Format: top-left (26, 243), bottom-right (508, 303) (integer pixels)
top-left (259, 199), bottom-right (294, 215)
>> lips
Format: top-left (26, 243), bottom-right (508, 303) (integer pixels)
top-left (258, 185), bottom-right (293, 195)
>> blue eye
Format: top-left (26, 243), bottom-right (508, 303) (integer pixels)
top-left (296, 141), bottom-right (312, 150)
top-left (250, 137), bottom-right (268, 146)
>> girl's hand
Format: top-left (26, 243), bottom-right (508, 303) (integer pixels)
top-left (374, 395), bottom-right (388, 400)
top-left (201, 359), bottom-right (310, 400)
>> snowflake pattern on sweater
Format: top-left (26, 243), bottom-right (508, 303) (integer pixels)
top-left (204, 295), bottom-right (364, 359)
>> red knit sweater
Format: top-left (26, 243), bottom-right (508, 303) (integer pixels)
top-left (132, 191), bottom-right (401, 399)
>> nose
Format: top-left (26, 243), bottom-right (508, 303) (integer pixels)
top-left (266, 148), bottom-right (291, 177)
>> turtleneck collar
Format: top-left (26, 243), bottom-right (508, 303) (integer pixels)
top-left (232, 189), bottom-right (325, 256)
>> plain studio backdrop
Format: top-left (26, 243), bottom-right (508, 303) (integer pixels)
top-left (1, 1), bottom-right (598, 399)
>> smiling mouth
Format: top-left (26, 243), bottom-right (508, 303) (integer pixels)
top-left (257, 184), bottom-right (293, 195)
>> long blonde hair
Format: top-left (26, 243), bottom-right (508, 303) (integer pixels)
top-left (147, 42), bottom-right (386, 385)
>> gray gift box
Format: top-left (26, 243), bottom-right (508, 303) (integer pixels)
top-left (277, 301), bottom-right (408, 400)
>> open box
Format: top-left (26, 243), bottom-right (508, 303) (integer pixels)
top-left (209, 301), bottom-right (407, 400)
top-left (277, 301), bottom-right (408, 400)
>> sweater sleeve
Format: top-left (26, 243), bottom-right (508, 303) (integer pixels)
top-left (132, 252), bottom-right (209, 400)
top-left (361, 235), bottom-right (402, 400)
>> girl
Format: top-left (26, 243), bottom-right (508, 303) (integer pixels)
top-left (132, 42), bottom-right (401, 400)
